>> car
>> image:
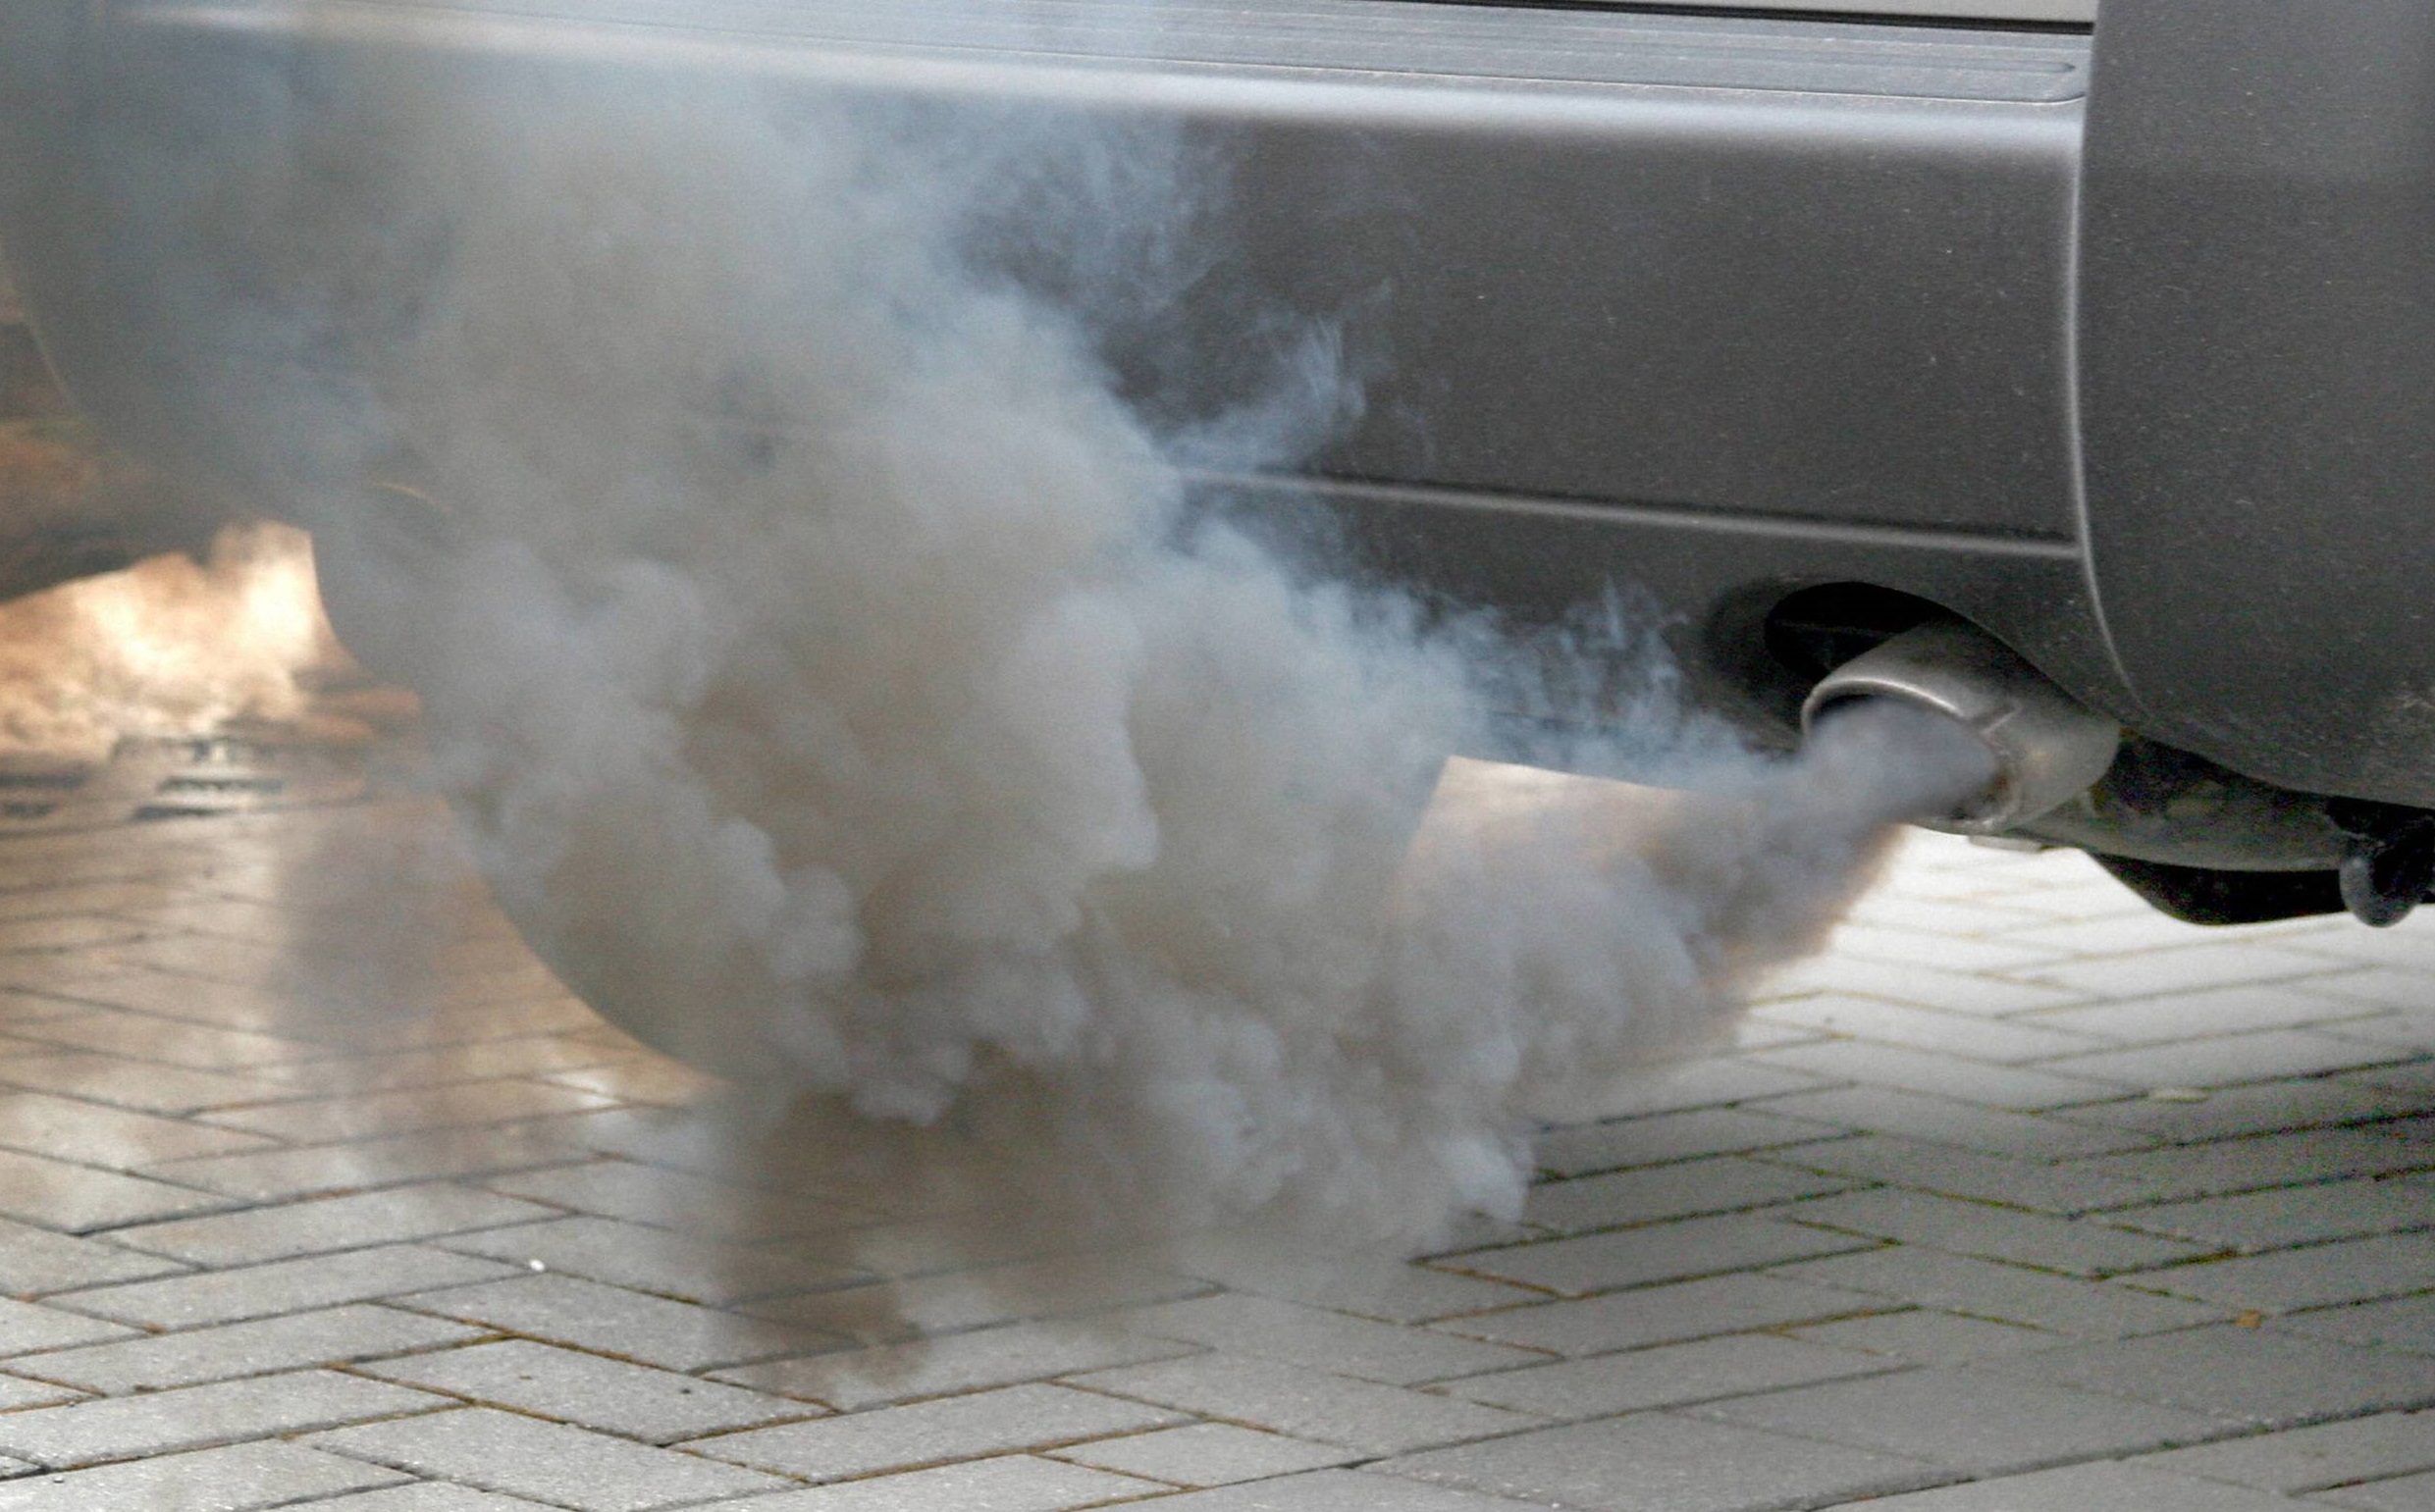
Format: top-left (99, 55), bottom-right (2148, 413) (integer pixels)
top-left (1, 0), bottom-right (2427, 941)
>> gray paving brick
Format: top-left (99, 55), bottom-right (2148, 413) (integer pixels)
top-left (2133, 1409), bottom-right (2435, 1493)
top-left (0, 1144), bottom-right (230, 1230)
top-left (1752, 1086), bottom-right (2154, 1159)
top-left (311, 1406), bottom-right (789, 1510)
top-left (0, 1088), bottom-right (274, 1166)
top-left (2031, 982), bottom-right (2389, 1044)
top-left (2281, 1295), bottom-right (2435, 1355)
top-left (1753, 995), bottom-right (2105, 1063)
top-left (1850, 1458), bottom-right (2303, 1510)
top-left (1070, 1353), bottom-right (1534, 1455)
top-left (144, 1125), bottom-right (586, 1202)
top-left (1766, 957), bottom-right (2091, 1017)
top-left (0, 1295), bottom-right (138, 1355)
top-left (1761, 1136), bottom-right (2147, 1216)
top-left (1773, 1248), bottom-right (2232, 1338)
top-left (683, 1382), bottom-right (1184, 1480)
top-left (1122, 1292), bottom-right (1541, 1385)
top-left (1752, 1041), bottom-right (2122, 1111)
top-left (481, 1160), bottom-right (859, 1243)
top-left (1782, 1187), bottom-right (2207, 1277)
top-left (1988, 1324), bottom-right (2435, 1426)
top-left (713, 1321), bottom-right (1194, 1412)
top-left (407, 1273), bottom-right (839, 1372)
top-left (2071, 1127), bottom-right (2435, 1203)
top-left (1815, 924), bottom-right (2069, 974)
top-left (1516, 1156), bottom-right (1850, 1235)
top-left (1170, 1237), bottom-right (1533, 1325)
top-left (1697, 1364), bottom-right (2239, 1474)
top-left (437, 1213), bottom-right (862, 1305)
top-left (1436, 1272), bottom-right (1889, 1356)
top-left (1786, 1309), bottom-right (2058, 1365)
top-left (1560, 1057), bottom-right (1829, 1119)
top-left (0, 1006), bottom-right (328, 1073)
top-left (2105, 1173), bottom-right (2435, 1250)
top-left (1532, 1108), bottom-right (1842, 1178)
top-left (11, 1304), bottom-right (481, 1394)
top-left (0, 1369), bottom-right (446, 1468)
top-left (758, 1257), bottom-right (1208, 1344)
top-left (1377, 1412), bottom-right (1950, 1512)
top-left (1446, 1212), bottom-right (1877, 1297)
top-left (0, 1440), bottom-right (406, 1511)
top-left (200, 1079), bottom-right (616, 1144)
top-left (2316, 1469), bottom-right (2435, 1509)
top-left (361, 1338), bottom-right (812, 1442)
top-left (57, 1243), bottom-right (521, 1330)
top-left (0, 1049), bottom-right (291, 1116)
top-left (111, 1184), bottom-right (557, 1266)
top-left (2131, 1233), bottom-right (2435, 1311)
top-left (694, 1455), bottom-right (1159, 1510)
top-left (2060, 1077), bottom-right (2430, 1140)
top-left (1441, 1331), bottom-right (1892, 1419)
top-left (2023, 942), bottom-right (2348, 999)
top-left (1109, 1469), bottom-right (1558, 1508)
top-left (0, 1215), bottom-right (185, 1293)
top-left (2043, 1031), bottom-right (2417, 1091)
top-left (1052, 1423), bottom-right (1354, 1486)
top-left (289, 1486), bottom-right (563, 1511)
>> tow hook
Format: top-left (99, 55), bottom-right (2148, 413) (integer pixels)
top-left (2330, 800), bottom-right (2435, 927)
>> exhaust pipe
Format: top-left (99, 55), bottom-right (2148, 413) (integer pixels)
top-left (1800, 618), bottom-right (2121, 835)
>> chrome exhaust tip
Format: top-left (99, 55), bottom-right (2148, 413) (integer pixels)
top-left (1800, 618), bottom-right (2121, 835)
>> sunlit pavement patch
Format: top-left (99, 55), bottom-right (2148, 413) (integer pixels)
top-left (0, 732), bottom-right (2423, 1509)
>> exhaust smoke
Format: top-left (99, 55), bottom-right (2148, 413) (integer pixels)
top-left (126, 39), bottom-right (1994, 1252)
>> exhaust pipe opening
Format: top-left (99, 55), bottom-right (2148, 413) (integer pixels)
top-left (1799, 617), bottom-right (2121, 836)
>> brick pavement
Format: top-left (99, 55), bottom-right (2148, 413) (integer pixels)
top-left (0, 736), bottom-right (2422, 1509)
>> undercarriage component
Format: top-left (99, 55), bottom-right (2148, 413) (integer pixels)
top-left (2330, 800), bottom-right (2435, 928)
top-left (2091, 855), bottom-right (2346, 927)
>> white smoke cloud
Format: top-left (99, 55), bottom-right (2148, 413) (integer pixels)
top-left (193, 43), bottom-right (1992, 1251)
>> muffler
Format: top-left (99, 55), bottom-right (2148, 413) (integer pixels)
top-left (1800, 618), bottom-right (2121, 835)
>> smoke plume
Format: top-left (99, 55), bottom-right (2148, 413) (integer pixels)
top-left (155, 44), bottom-right (1990, 1251)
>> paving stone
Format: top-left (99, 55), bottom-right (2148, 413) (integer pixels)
top-left (1773, 1248), bottom-right (2232, 1338)
top-left (2023, 943), bottom-right (2350, 1000)
top-left (713, 1321), bottom-right (1194, 1412)
top-left (286, 1486), bottom-right (563, 1510)
top-left (361, 1338), bottom-right (812, 1442)
top-left (1987, 1324), bottom-right (2435, 1426)
top-left (1051, 1423), bottom-right (1354, 1486)
top-left (1751, 1086), bottom-right (2154, 1159)
top-left (437, 1213), bottom-right (862, 1305)
top-left (0, 1440), bottom-right (406, 1511)
top-left (1436, 1272), bottom-right (1889, 1356)
top-left (401, 1273), bottom-right (833, 1373)
top-left (1695, 1364), bottom-right (2239, 1474)
top-left (2104, 1173), bottom-right (2435, 1250)
top-left (0, 1145), bottom-right (230, 1230)
top-left (10, 1304), bottom-right (482, 1394)
top-left (0, 1049), bottom-right (291, 1116)
top-left (2280, 1295), bottom-right (2435, 1355)
top-left (1781, 1187), bottom-right (2207, 1277)
top-left (758, 1257), bottom-right (1208, 1344)
top-left (0, 1088), bottom-right (274, 1167)
top-left (1786, 1309), bottom-right (2059, 1365)
top-left (1761, 1136), bottom-right (2147, 1216)
top-left (1169, 1237), bottom-right (1534, 1325)
top-left (2030, 982), bottom-right (2390, 1044)
top-left (0, 1295), bottom-right (138, 1355)
top-left (698, 1455), bottom-right (1159, 1510)
top-left (310, 1406), bottom-right (789, 1510)
top-left (1376, 1412), bottom-right (1951, 1512)
top-left (2060, 1077), bottom-right (2429, 1140)
top-left (1557, 1057), bottom-right (1829, 1120)
top-left (57, 1243), bottom-right (521, 1330)
top-left (2130, 1233), bottom-right (2435, 1311)
top-left (1446, 1212), bottom-right (1877, 1297)
top-left (482, 1160), bottom-right (860, 1244)
top-left (144, 1125), bottom-right (587, 1202)
top-left (1764, 957), bottom-right (2091, 1017)
top-left (2316, 1468), bottom-right (2435, 1509)
top-left (1109, 1469), bottom-right (1556, 1508)
top-left (1515, 1156), bottom-right (1850, 1235)
top-left (110, 1184), bottom-right (557, 1266)
top-left (1531, 1107), bottom-right (1842, 1177)
top-left (1121, 1292), bottom-right (1541, 1385)
top-left (683, 1382), bottom-right (1185, 1480)
top-left (1849, 1457), bottom-right (2303, 1510)
top-left (2133, 1409), bottom-right (2435, 1493)
top-left (2070, 1127), bottom-right (2435, 1203)
top-left (1070, 1354), bottom-right (1535, 1455)
top-left (2043, 1031), bottom-right (2417, 1091)
top-left (0, 1369), bottom-right (447, 1468)
top-left (0, 1215), bottom-right (185, 1293)
top-left (1752, 995), bottom-right (2105, 1063)
top-left (200, 1080), bottom-right (617, 1144)
top-left (1751, 1041), bottom-right (2121, 1111)
top-left (1440, 1331), bottom-right (1892, 1418)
